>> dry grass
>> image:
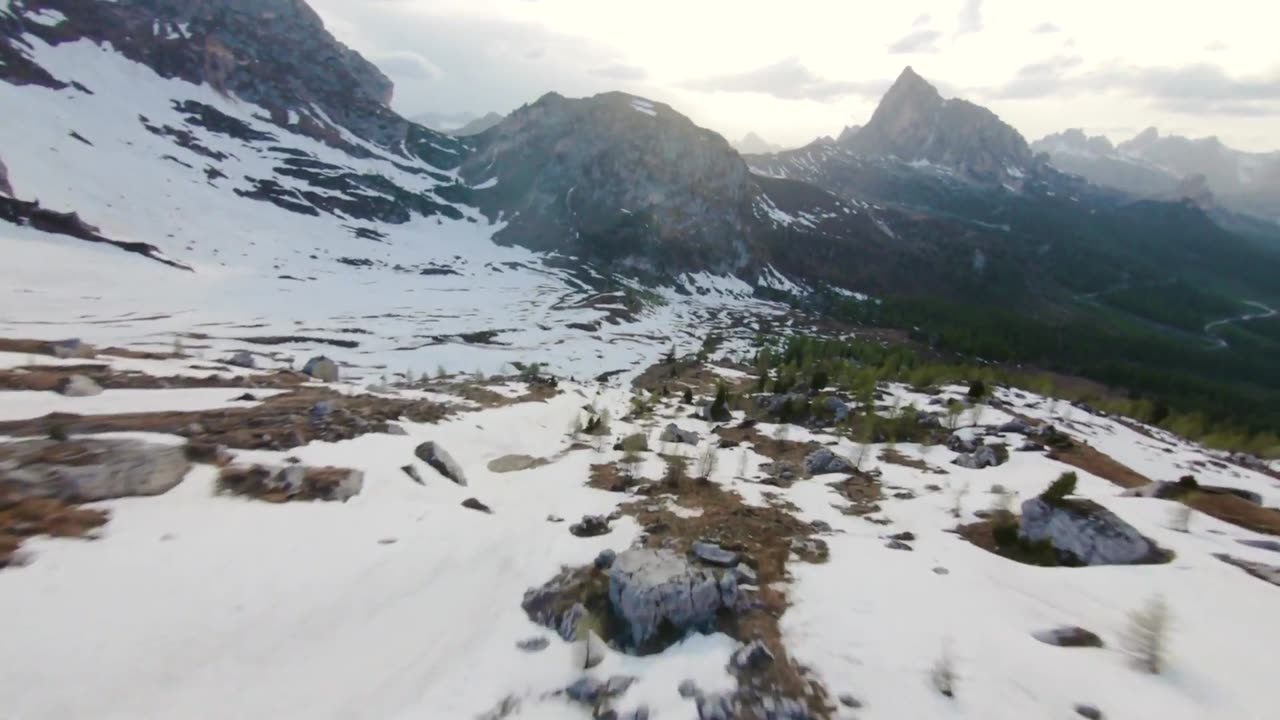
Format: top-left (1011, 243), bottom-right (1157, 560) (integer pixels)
top-left (1047, 442), bottom-right (1151, 489)
top-left (878, 448), bottom-right (949, 475)
top-left (0, 484), bottom-right (109, 568)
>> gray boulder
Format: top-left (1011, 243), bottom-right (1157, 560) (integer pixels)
top-left (384, 423), bottom-right (409, 436)
top-left (805, 448), bottom-right (853, 475)
top-left (1, 438), bottom-right (189, 501)
top-left (1019, 497), bottom-right (1161, 565)
top-left (823, 396), bottom-right (850, 422)
top-left (659, 423), bottom-right (700, 445)
top-left (595, 548), bottom-right (617, 569)
top-left (51, 338), bottom-right (95, 359)
top-left (998, 418), bottom-right (1032, 434)
top-left (1032, 626), bottom-right (1104, 647)
top-left (608, 548), bottom-right (735, 650)
top-left (692, 541), bottom-right (739, 567)
top-left (1075, 704), bottom-right (1103, 720)
top-left (302, 355), bottom-right (340, 382)
top-left (59, 374), bottom-right (103, 397)
top-left (947, 434), bottom-right (978, 453)
top-left (226, 351), bottom-right (256, 369)
top-left (952, 445), bottom-right (1002, 470)
top-left (414, 441), bottom-right (467, 486)
top-left (516, 637), bottom-right (549, 652)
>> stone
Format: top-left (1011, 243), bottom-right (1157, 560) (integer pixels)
top-left (607, 548), bottom-right (735, 650)
top-left (677, 679), bottom-right (700, 699)
top-left (415, 441), bottom-right (467, 486)
top-left (461, 497), bottom-right (492, 513)
top-left (565, 677), bottom-right (605, 704)
top-left (810, 519), bottom-right (832, 533)
top-left (59, 374), bottom-right (103, 397)
top-left (547, 514), bottom-right (565, 523)
top-left (1238, 539), bottom-right (1280, 553)
top-left (487, 454), bottom-right (546, 473)
top-left (516, 637), bottom-right (549, 652)
top-left (731, 639), bottom-right (774, 671)
top-left (838, 694), bottom-right (863, 709)
top-left (400, 464), bottom-right (424, 485)
top-left (805, 448), bottom-right (853, 476)
top-left (1018, 440), bottom-right (1045, 452)
top-left (947, 433), bottom-right (978, 453)
top-left (998, 418), bottom-right (1032, 434)
top-left (620, 706), bottom-right (650, 720)
top-left (823, 396), bottom-right (850, 422)
top-left (226, 351), bottom-right (256, 369)
top-left (51, 338), bottom-right (95, 359)
top-left (273, 464), bottom-right (307, 494)
top-left (557, 602), bottom-right (588, 642)
top-left (1019, 497), bottom-right (1162, 566)
top-left (885, 540), bottom-right (913, 551)
top-left (570, 515), bottom-right (611, 537)
top-left (888, 531), bottom-right (916, 541)
top-left (1032, 626), bottom-right (1104, 648)
top-left (1075, 704), bottom-right (1104, 719)
top-left (302, 355), bottom-right (340, 382)
top-left (952, 445), bottom-right (1002, 470)
top-left (932, 566), bottom-right (950, 575)
top-left (604, 675), bottom-right (636, 697)
top-left (734, 563), bottom-right (758, 585)
top-left (595, 548), bottom-right (617, 569)
top-left (691, 541), bottom-right (739, 567)
top-left (696, 693), bottom-right (735, 720)
top-left (385, 423), bottom-right (409, 436)
top-left (659, 423), bottom-right (700, 445)
top-left (1215, 554), bottom-right (1280, 586)
top-left (1, 438), bottom-right (189, 502)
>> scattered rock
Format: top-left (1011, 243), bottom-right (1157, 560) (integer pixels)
top-left (932, 566), bottom-right (950, 575)
top-left (384, 423), bottom-right (409, 436)
top-left (400, 464), bottom-right (424, 485)
top-left (1, 438), bottom-right (190, 501)
top-left (885, 540), bottom-right (913, 551)
top-left (595, 548), bottom-right (617, 569)
top-left (487, 454), bottom-right (547, 473)
top-left (823, 396), bottom-right (850, 422)
top-left (217, 464), bottom-right (363, 502)
top-left (614, 433), bottom-right (650, 452)
top-left (730, 639), bottom-right (774, 671)
top-left (696, 693), bottom-right (736, 720)
top-left (1075, 703), bottom-right (1104, 719)
top-left (516, 637), bottom-right (549, 652)
top-left (232, 392), bottom-right (258, 402)
top-left (805, 448), bottom-right (853, 476)
top-left (1238, 539), bottom-right (1280, 553)
top-left (888, 531), bottom-right (916, 542)
top-left (734, 563), bottom-right (758, 585)
top-left (570, 514), bottom-right (611, 537)
top-left (51, 338), bottom-right (95, 359)
top-left (838, 693), bottom-right (863, 708)
top-left (1215, 553), bottom-right (1280, 586)
top-left (58, 374), bottom-right (103, 397)
top-left (301, 355), bottom-right (339, 382)
top-left (565, 677), bottom-right (605, 704)
top-left (810, 519), bottom-right (832, 533)
top-left (1017, 440), bottom-right (1045, 452)
top-left (608, 548), bottom-right (736, 650)
top-left (226, 351), bottom-right (256, 369)
top-left (952, 445), bottom-right (1002, 470)
top-left (1020, 497), bottom-right (1162, 566)
top-left (461, 497), bottom-right (492, 513)
top-left (1124, 480), bottom-right (1262, 505)
top-left (998, 419), bottom-right (1032, 434)
top-left (547, 514), bottom-right (564, 523)
top-left (691, 541), bottom-right (739, 567)
top-left (1032, 626), bottom-right (1104, 648)
top-left (415, 441), bottom-right (467, 486)
top-left (377, 538), bottom-right (397, 545)
top-left (659, 423), bottom-right (700, 445)
top-left (678, 679), bottom-right (700, 699)
top-left (947, 434), bottom-right (978, 453)
top-left (309, 400), bottom-right (333, 425)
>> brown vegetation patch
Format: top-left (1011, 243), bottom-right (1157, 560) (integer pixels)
top-left (879, 448), bottom-right (949, 474)
top-left (215, 464), bottom-right (360, 503)
top-left (826, 472), bottom-right (884, 516)
top-left (588, 463), bottom-right (639, 493)
top-left (0, 387), bottom-right (448, 452)
top-left (433, 378), bottom-right (561, 408)
top-left (715, 424), bottom-right (817, 469)
top-left (0, 363), bottom-right (312, 392)
top-left (0, 483), bottom-right (109, 568)
top-left (1183, 493), bottom-right (1280, 536)
top-left (631, 357), bottom-right (757, 399)
top-left (615, 456), bottom-right (833, 718)
top-left (1047, 442), bottom-right (1151, 489)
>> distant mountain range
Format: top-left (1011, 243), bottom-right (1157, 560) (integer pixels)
top-left (1032, 128), bottom-right (1280, 224)
top-left (733, 132), bottom-right (784, 155)
top-left (410, 111), bottom-right (505, 136)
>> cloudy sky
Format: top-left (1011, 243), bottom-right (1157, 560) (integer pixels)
top-left (310, 0), bottom-right (1280, 152)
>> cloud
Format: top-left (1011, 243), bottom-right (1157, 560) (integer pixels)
top-left (589, 63), bottom-right (648, 81)
top-left (988, 57), bottom-right (1280, 117)
top-left (1204, 40), bottom-right (1229, 52)
top-left (888, 29), bottom-right (942, 54)
top-left (680, 57), bottom-right (884, 102)
top-left (912, 13), bottom-right (932, 27)
top-left (1031, 21), bottom-right (1061, 34)
top-left (371, 50), bottom-right (443, 80)
top-left (956, 0), bottom-right (984, 36)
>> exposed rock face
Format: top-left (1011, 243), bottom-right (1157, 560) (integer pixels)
top-left (1019, 497), bottom-right (1162, 566)
top-left (1, 438), bottom-right (190, 501)
top-left (414, 441), bottom-right (467, 486)
top-left (842, 67), bottom-right (1041, 184)
top-left (607, 548), bottom-right (735, 651)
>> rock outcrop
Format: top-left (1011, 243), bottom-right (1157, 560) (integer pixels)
top-left (608, 548), bottom-right (737, 651)
top-left (1, 438), bottom-right (190, 501)
top-left (1019, 497), bottom-right (1162, 566)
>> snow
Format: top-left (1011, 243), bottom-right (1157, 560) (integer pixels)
top-left (630, 98), bottom-right (657, 117)
top-left (0, 388), bottom-right (285, 421)
top-left (473, 177), bottom-right (498, 189)
top-left (24, 8), bottom-right (66, 26)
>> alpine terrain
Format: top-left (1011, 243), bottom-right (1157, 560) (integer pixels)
top-left (2, 2), bottom-right (1279, 720)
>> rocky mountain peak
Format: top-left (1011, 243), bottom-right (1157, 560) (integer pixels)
top-left (735, 132), bottom-right (782, 155)
top-left (842, 66), bottom-right (1036, 184)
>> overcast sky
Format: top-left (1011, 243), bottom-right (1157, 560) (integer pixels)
top-left (309, 0), bottom-right (1280, 152)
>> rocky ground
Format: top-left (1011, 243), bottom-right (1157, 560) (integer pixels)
top-left (2, 334), bottom-right (1279, 720)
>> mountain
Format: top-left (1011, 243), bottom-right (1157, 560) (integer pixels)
top-left (839, 67), bottom-right (1042, 184)
top-left (1033, 127), bottom-right (1280, 224)
top-left (450, 112), bottom-right (505, 137)
top-left (733, 132), bottom-right (783, 155)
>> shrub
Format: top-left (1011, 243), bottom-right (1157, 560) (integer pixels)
top-left (1177, 475), bottom-right (1199, 490)
top-left (682, 387), bottom-right (693, 405)
top-left (992, 522), bottom-right (1020, 548)
top-left (46, 422), bottom-right (69, 442)
top-left (695, 445), bottom-right (719, 479)
top-left (1042, 472), bottom-right (1078, 503)
top-left (811, 369), bottom-right (830, 392)
top-left (967, 379), bottom-right (987, 400)
top-left (1124, 595), bottom-right (1170, 674)
top-left (709, 381), bottom-right (730, 422)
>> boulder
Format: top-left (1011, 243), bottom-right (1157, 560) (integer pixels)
top-left (947, 433), bottom-right (978, 453)
top-left (516, 637), bottom-right (549, 652)
top-left (595, 548), bottom-right (617, 569)
top-left (1032, 626), bottom-right (1104, 648)
top-left (696, 693), bottom-right (736, 720)
top-left (51, 338), bottom-right (95, 359)
top-left (998, 418), bottom-right (1032, 434)
top-left (691, 541), bottom-right (739, 567)
top-left (487, 454), bottom-right (547, 473)
top-left (823, 396), bottom-right (850, 422)
top-left (659, 423), bottom-right (700, 445)
top-left (415, 441), bottom-right (467, 486)
top-left (805, 448), bottom-right (853, 476)
top-left (1075, 704), bottom-right (1103, 720)
top-left (226, 351), bottom-right (256, 369)
top-left (678, 679), bottom-right (700, 699)
top-left (461, 497), bottom-right (492, 513)
top-left (1019, 497), bottom-right (1162, 566)
top-left (59, 374), bottom-right (103, 397)
top-left (731, 639), bottom-right (774, 671)
top-left (734, 563), bottom-right (758, 585)
top-left (570, 514), bottom-right (611, 537)
top-left (608, 548), bottom-right (735, 650)
top-left (952, 445), bottom-right (1002, 470)
top-left (1, 438), bottom-right (189, 501)
top-left (302, 355), bottom-right (339, 382)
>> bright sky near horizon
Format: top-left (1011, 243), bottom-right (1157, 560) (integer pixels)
top-left (310, 0), bottom-right (1280, 152)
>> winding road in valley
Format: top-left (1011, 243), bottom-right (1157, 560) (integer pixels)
top-left (1203, 301), bottom-right (1278, 350)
